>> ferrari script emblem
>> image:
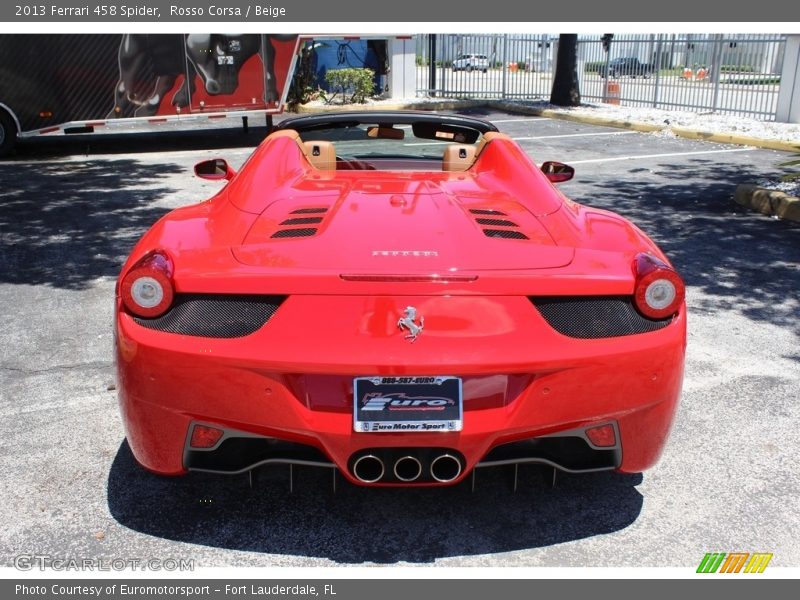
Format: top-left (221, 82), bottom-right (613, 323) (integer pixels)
top-left (397, 306), bottom-right (424, 342)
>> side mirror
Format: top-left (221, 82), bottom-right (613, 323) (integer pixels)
top-left (541, 161), bottom-right (574, 183)
top-left (194, 158), bottom-right (236, 181)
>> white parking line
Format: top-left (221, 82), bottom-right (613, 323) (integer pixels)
top-left (403, 130), bottom-right (637, 146)
top-left (513, 131), bottom-right (638, 141)
top-left (492, 117), bottom-right (552, 123)
top-left (569, 147), bottom-right (751, 165)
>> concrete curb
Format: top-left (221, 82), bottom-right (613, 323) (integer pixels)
top-left (487, 100), bottom-right (665, 133)
top-left (292, 99), bottom-right (800, 154)
top-left (488, 100), bottom-right (800, 153)
top-left (734, 184), bottom-right (800, 222)
top-left (293, 99), bottom-right (486, 114)
top-left (671, 128), bottom-right (800, 153)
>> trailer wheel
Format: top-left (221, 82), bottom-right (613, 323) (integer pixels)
top-left (0, 109), bottom-right (18, 158)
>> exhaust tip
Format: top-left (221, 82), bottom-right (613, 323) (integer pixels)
top-left (352, 454), bottom-right (385, 483)
top-left (430, 453), bottom-right (462, 483)
top-left (393, 456), bottom-right (423, 482)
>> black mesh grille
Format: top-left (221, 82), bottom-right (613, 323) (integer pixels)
top-left (531, 296), bottom-right (672, 338)
top-left (133, 294), bottom-right (285, 338)
top-left (483, 229), bottom-right (529, 240)
top-left (291, 207), bottom-right (328, 214)
top-left (271, 228), bottom-right (317, 238)
top-left (280, 217), bottom-right (323, 225)
top-left (470, 209), bottom-right (506, 215)
top-left (476, 218), bottom-right (518, 227)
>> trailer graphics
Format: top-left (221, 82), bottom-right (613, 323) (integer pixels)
top-left (0, 34), bottom-right (299, 155)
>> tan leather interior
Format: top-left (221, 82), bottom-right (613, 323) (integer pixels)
top-left (442, 131), bottom-right (513, 172)
top-left (268, 129), bottom-right (303, 143)
top-left (302, 140), bottom-right (337, 171)
top-left (442, 144), bottom-right (477, 172)
top-left (474, 131), bottom-right (512, 158)
top-left (271, 128), bottom-right (514, 173)
top-left (268, 129), bottom-right (336, 171)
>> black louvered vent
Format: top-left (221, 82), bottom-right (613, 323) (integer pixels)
top-left (476, 218), bottom-right (518, 227)
top-left (280, 217), bottom-right (324, 225)
top-left (483, 229), bottom-right (529, 240)
top-left (470, 209), bottom-right (527, 240)
top-left (291, 207), bottom-right (328, 214)
top-left (469, 208), bottom-right (506, 215)
top-left (530, 296), bottom-right (672, 338)
top-left (133, 294), bottom-right (286, 338)
top-left (271, 228), bottom-right (318, 239)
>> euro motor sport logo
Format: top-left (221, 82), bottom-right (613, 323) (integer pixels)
top-left (361, 393), bottom-right (455, 412)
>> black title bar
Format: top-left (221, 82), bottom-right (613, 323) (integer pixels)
top-left (1, 1), bottom-right (799, 22)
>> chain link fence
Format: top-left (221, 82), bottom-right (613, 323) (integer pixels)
top-left (416, 34), bottom-right (787, 120)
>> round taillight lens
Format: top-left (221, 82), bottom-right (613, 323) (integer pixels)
top-left (644, 278), bottom-right (676, 311)
top-left (633, 253), bottom-right (684, 319)
top-left (130, 276), bottom-right (165, 309)
top-left (120, 251), bottom-right (174, 318)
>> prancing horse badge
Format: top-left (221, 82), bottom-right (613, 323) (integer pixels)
top-left (397, 306), bottom-right (424, 342)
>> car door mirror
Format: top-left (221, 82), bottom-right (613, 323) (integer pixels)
top-left (541, 161), bottom-right (574, 183)
top-left (194, 158), bottom-right (236, 181)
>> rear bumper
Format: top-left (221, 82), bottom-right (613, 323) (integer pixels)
top-left (115, 294), bottom-right (686, 485)
top-left (182, 422), bottom-right (622, 482)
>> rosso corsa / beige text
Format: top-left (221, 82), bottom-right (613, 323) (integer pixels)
top-left (170, 6), bottom-right (241, 16)
top-left (169, 6), bottom-right (286, 17)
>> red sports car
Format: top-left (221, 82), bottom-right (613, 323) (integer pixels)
top-left (115, 111), bottom-right (686, 487)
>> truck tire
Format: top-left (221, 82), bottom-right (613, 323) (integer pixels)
top-left (0, 109), bottom-right (18, 158)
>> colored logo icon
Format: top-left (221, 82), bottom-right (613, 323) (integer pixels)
top-left (697, 553), bottom-right (773, 573)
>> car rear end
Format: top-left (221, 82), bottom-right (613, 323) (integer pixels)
top-left (114, 116), bottom-right (686, 487)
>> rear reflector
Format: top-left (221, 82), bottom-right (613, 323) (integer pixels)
top-left (585, 424), bottom-right (617, 448)
top-left (190, 425), bottom-right (224, 449)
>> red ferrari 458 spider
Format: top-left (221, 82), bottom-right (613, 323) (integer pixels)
top-left (115, 111), bottom-right (686, 487)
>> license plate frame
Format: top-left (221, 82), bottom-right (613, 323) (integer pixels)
top-left (353, 376), bottom-right (462, 433)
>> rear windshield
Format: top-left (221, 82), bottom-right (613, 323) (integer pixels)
top-left (297, 123), bottom-right (484, 171)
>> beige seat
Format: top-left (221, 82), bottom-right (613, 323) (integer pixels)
top-left (442, 144), bottom-right (477, 172)
top-left (268, 128), bottom-right (303, 144)
top-left (302, 141), bottom-right (337, 171)
top-left (474, 131), bottom-right (513, 158)
top-left (266, 129), bottom-right (336, 171)
top-left (442, 131), bottom-right (514, 172)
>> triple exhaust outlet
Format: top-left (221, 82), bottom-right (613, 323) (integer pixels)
top-left (352, 451), bottom-right (463, 484)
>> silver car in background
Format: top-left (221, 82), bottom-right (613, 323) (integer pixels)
top-left (452, 53), bottom-right (489, 72)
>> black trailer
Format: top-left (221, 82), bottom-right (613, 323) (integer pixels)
top-left (0, 34), bottom-right (300, 156)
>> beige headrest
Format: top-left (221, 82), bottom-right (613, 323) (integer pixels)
top-left (442, 144), bottom-right (478, 172)
top-left (268, 128), bottom-right (302, 143)
top-left (474, 131), bottom-right (513, 158)
top-left (302, 140), bottom-right (337, 171)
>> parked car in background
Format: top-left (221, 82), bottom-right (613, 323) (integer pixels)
top-left (452, 53), bottom-right (489, 73)
top-left (599, 57), bottom-right (656, 79)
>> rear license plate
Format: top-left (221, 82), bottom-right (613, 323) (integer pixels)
top-left (353, 376), bottom-right (462, 433)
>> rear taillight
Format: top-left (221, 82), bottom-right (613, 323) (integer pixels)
top-left (633, 253), bottom-right (685, 319)
top-left (120, 251), bottom-right (174, 318)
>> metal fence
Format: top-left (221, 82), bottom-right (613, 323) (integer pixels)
top-left (415, 34), bottom-right (787, 120)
